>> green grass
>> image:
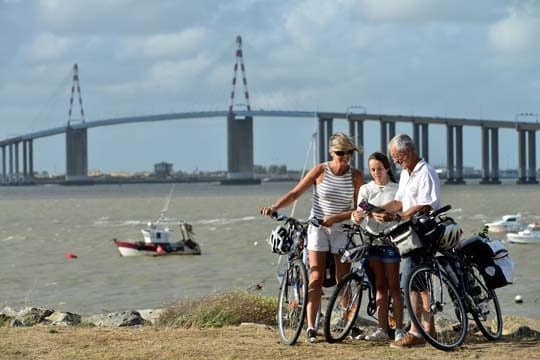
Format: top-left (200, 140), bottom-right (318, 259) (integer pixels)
top-left (157, 291), bottom-right (277, 328)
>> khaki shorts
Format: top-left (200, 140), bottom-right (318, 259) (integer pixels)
top-left (307, 223), bottom-right (348, 254)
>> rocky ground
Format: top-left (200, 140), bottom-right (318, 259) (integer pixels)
top-left (0, 307), bottom-right (538, 360)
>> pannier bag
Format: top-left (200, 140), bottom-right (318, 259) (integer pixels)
top-left (388, 222), bottom-right (424, 257)
top-left (457, 236), bottom-right (514, 289)
top-left (388, 212), bottom-right (444, 257)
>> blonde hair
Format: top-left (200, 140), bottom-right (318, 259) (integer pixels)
top-left (329, 132), bottom-right (360, 153)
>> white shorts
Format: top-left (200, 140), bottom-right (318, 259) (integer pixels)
top-left (307, 223), bottom-right (349, 254)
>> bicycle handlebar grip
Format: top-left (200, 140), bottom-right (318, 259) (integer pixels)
top-left (432, 204), bottom-right (451, 217)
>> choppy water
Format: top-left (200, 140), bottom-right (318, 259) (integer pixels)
top-left (0, 182), bottom-right (538, 318)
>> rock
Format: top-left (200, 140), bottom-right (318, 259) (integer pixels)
top-left (512, 326), bottom-right (540, 339)
top-left (137, 308), bottom-right (164, 325)
top-left (240, 322), bottom-right (273, 330)
top-left (83, 311), bottom-right (148, 327)
top-left (10, 319), bottom-right (24, 327)
top-left (0, 313), bottom-right (13, 325)
top-left (45, 311), bottom-right (81, 326)
top-left (1, 306), bottom-right (18, 317)
top-left (17, 307), bottom-right (54, 326)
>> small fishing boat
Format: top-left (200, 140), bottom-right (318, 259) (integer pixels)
top-left (113, 222), bottom-right (201, 256)
top-left (507, 222), bottom-right (540, 244)
top-left (113, 184), bottom-right (201, 256)
top-left (485, 214), bottom-right (523, 233)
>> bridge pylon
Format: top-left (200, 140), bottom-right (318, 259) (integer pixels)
top-left (65, 63), bottom-right (90, 184)
top-left (221, 35), bottom-right (260, 185)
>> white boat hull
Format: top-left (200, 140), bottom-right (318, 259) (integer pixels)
top-left (113, 239), bottom-right (201, 256)
top-left (507, 222), bottom-right (540, 244)
top-left (507, 234), bottom-right (540, 244)
top-left (485, 214), bottom-right (523, 233)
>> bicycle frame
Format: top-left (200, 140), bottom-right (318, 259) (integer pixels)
top-left (271, 213), bottom-right (322, 345)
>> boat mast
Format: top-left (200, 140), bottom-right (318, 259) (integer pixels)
top-left (156, 183), bottom-right (175, 224)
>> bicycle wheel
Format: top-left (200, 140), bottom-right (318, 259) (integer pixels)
top-left (469, 264), bottom-right (503, 340)
top-left (404, 265), bottom-right (467, 351)
top-left (277, 259), bottom-right (309, 345)
top-left (323, 272), bottom-right (363, 343)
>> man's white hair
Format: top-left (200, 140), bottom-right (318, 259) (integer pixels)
top-left (388, 134), bottom-right (417, 153)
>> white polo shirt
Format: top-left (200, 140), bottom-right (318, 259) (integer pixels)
top-left (395, 159), bottom-right (441, 212)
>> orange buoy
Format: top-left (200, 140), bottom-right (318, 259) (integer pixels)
top-left (156, 245), bottom-right (166, 255)
top-left (65, 252), bottom-right (78, 259)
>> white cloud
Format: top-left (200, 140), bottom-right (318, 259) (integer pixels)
top-left (489, 13), bottom-right (540, 52)
top-left (99, 55), bottom-right (212, 95)
top-left (252, 88), bottom-right (320, 109)
top-left (26, 33), bottom-right (72, 62)
top-left (356, 0), bottom-right (504, 23)
top-left (117, 28), bottom-right (207, 59)
top-left (284, 0), bottom-right (347, 49)
top-left (148, 56), bottom-right (211, 85)
top-left (359, 0), bottom-right (432, 21)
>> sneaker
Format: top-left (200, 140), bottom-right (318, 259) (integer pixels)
top-left (394, 328), bottom-right (407, 342)
top-left (390, 332), bottom-right (425, 348)
top-left (306, 328), bottom-right (317, 343)
top-left (365, 328), bottom-right (389, 341)
top-left (350, 326), bottom-right (364, 340)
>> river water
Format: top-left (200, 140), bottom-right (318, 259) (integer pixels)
top-left (0, 182), bottom-right (538, 318)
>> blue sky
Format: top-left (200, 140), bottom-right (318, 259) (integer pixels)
top-left (0, 0), bottom-right (539, 174)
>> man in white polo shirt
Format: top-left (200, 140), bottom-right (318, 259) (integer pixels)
top-left (372, 133), bottom-right (441, 348)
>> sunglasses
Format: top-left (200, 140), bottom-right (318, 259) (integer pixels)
top-left (334, 150), bottom-right (354, 157)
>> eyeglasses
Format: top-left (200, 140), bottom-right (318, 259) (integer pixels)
top-left (391, 151), bottom-right (407, 164)
top-left (334, 150), bottom-right (353, 157)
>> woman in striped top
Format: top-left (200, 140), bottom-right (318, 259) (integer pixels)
top-left (260, 132), bottom-right (363, 343)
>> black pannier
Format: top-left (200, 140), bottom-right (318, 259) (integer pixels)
top-left (456, 236), bottom-right (513, 289)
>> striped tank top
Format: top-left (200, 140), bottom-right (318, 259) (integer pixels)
top-left (310, 163), bottom-right (354, 219)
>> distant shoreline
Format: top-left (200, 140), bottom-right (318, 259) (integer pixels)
top-left (2, 173), bottom-right (539, 186)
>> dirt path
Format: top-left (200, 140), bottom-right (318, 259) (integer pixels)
top-left (0, 323), bottom-right (539, 360)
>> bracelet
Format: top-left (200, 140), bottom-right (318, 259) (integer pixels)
top-left (395, 213), bottom-right (401, 221)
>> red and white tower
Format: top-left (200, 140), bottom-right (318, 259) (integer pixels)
top-left (68, 63), bottom-right (86, 126)
top-left (228, 36), bottom-right (251, 114)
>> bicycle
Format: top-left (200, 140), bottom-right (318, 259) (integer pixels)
top-left (401, 205), bottom-right (503, 351)
top-left (323, 223), bottom-right (407, 343)
top-left (267, 212), bottom-right (321, 345)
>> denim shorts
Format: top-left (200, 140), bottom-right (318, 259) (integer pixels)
top-left (368, 245), bottom-right (400, 264)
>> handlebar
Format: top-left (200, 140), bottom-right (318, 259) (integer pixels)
top-left (379, 204), bottom-right (452, 238)
top-left (337, 205), bottom-right (453, 262)
top-left (431, 204), bottom-right (452, 218)
top-left (271, 211), bottom-right (322, 227)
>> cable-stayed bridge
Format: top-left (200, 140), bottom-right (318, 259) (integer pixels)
top-left (0, 36), bottom-right (538, 185)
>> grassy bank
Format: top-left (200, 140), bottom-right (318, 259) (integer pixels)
top-left (156, 291), bottom-right (277, 328)
top-left (0, 291), bottom-right (538, 359)
top-left (0, 322), bottom-right (539, 360)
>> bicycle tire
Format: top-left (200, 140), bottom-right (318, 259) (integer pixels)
top-left (404, 265), bottom-right (467, 351)
top-left (469, 264), bottom-right (503, 340)
top-left (323, 272), bottom-right (363, 343)
top-left (277, 259), bottom-right (309, 345)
